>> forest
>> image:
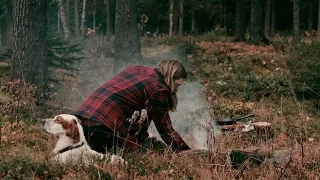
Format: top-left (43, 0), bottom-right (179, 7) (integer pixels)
top-left (0, 0), bottom-right (320, 179)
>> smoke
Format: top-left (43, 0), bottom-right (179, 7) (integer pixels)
top-left (148, 81), bottom-right (220, 150)
top-left (141, 45), bottom-right (220, 150)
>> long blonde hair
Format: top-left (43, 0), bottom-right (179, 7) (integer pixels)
top-left (158, 60), bottom-right (187, 111)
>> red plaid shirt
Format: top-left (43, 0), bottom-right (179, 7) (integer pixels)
top-left (74, 66), bottom-right (190, 151)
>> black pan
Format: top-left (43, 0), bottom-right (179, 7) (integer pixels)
top-left (216, 114), bottom-right (255, 125)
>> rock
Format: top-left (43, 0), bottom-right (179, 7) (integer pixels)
top-left (230, 150), bottom-right (265, 169)
top-left (272, 150), bottom-right (291, 168)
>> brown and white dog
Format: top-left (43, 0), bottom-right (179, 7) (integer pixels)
top-left (41, 114), bottom-right (125, 166)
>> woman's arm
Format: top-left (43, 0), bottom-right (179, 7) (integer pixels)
top-left (150, 90), bottom-right (190, 152)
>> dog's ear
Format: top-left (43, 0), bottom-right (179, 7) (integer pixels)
top-left (66, 119), bottom-right (80, 143)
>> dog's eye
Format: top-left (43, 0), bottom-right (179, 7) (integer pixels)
top-left (54, 116), bottom-right (64, 124)
top-left (54, 118), bottom-right (62, 123)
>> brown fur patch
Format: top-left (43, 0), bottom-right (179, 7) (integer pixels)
top-left (56, 116), bottom-right (80, 143)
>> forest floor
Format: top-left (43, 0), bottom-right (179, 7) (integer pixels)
top-left (0, 34), bottom-right (320, 179)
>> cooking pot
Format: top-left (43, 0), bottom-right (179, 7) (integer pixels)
top-left (216, 114), bottom-right (255, 125)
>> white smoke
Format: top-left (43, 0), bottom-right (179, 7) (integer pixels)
top-left (148, 81), bottom-right (220, 150)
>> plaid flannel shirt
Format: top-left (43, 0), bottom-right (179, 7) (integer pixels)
top-left (74, 66), bottom-right (190, 151)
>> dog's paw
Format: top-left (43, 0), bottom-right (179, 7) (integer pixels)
top-left (109, 154), bottom-right (127, 165)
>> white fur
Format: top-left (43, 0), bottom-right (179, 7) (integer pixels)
top-left (41, 114), bottom-right (125, 166)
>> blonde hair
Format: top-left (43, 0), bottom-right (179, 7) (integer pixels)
top-left (158, 60), bottom-right (187, 111)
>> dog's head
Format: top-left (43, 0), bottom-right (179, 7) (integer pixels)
top-left (41, 114), bottom-right (81, 143)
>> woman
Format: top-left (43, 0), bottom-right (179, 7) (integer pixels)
top-left (74, 60), bottom-right (191, 153)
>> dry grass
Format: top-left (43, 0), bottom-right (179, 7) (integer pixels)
top-left (1, 99), bottom-right (319, 179)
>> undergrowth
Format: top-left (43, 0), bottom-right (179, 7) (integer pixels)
top-left (288, 42), bottom-right (320, 99)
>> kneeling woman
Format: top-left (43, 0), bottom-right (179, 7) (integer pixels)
top-left (74, 60), bottom-right (190, 153)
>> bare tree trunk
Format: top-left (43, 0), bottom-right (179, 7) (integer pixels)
top-left (233, 0), bottom-right (246, 42)
top-left (191, 1), bottom-right (195, 32)
top-left (222, 0), bottom-right (226, 28)
top-left (5, 1), bottom-right (12, 46)
top-left (271, 0), bottom-right (276, 35)
top-left (93, 0), bottom-right (96, 30)
top-left (81, 0), bottom-right (87, 39)
top-left (169, 0), bottom-right (174, 36)
top-left (66, 0), bottom-right (70, 26)
top-left (11, 0), bottom-right (48, 104)
top-left (317, 0), bottom-right (320, 40)
top-left (57, 9), bottom-right (60, 33)
top-left (293, 0), bottom-right (300, 45)
top-left (104, 0), bottom-right (111, 39)
top-left (56, 0), bottom-right (70, 39)
top-left (178, 0), bottom-right (183, 35)
top-left (114, 0), bottom-right (143, 75)
top-left (249, 0), bottom-right (263, 45)
top-left (174, 7), bottom-right (179, 35)
top-left (308, 1), bottom-right (313, 31)
top-left (264, 0), bottom-right (271, 38)
top-left (0, 15), bottom-right (6, 47)
top-left (0, 4), bottom-right (8, 47)
top-left (74, 0), bottom-right (80, 39)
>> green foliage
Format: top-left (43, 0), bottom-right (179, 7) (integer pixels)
top-left (176, 39), bottom-right (201, 56)
top-left (213, 73), bottom-right (291, 101)
top-left (0, 34), bottom-right (83, 108)
top-left (46, 33), bottom-right (84, 84)
top-left (0, 156), bottom-right (64, 179)
top-left (1, 33), bottom-right (83, 86)
top-left (288, 42), bottom-right (320, 99)
top-left (200, 27), bottom-right (230, 41)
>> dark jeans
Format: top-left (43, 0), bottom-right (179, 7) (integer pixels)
top-left (82, 124), bottom-right (168, 154)
top-left (82, 125), bottom-right (121, 154)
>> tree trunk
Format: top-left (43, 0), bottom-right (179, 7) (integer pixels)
top-left (66, 0), bottom-right (70, 26)
top-left (113, 0), bottom-right (143, 75)
top-left (191, 1), bottom-right (195, 32)
top-left (11, 0), bottom-right (48, 104)
top-left (74, 0), bottom-right (80, 39)
top-left (249, 0), bottom-right (263, 45)
top-left (57, 9), bottom-right (60, 33)
top-left (264, 0), bottom-right (271, 38)
top-left (233, 0), bottom-right (246, 42)
top-left (104, 0), bottom-right (111, 39)
top-left (271, 0), bottom-right (276, 35)
top-left (317, 0), bottom-right (320, 40)
top-left (174, 12), bottom-right (179, 35)
top-left (56, 0), bottom-right (70, 39)
top-left (169, 0), bottom-right (174, 36)
top-left (0, 15), bottom-right (6, 47)
top-left (178, 0), bottom-right (183, 35)
top-left (0, 2), bottom-right (9, 48)
top-left (5, 1), bottom-right (12, 47)
top-left (293, 0), bottom-right (300, 45)
top-left (222, 0), bottom-right (226, 28)
top-left (93, 0), bottom-right (96, 30)
top-left (308, 1), bottom-right (313, 31)
top-left (80, 0), bottom-right (87, 39)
